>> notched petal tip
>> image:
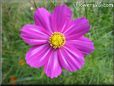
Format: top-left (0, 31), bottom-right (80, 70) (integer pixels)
top-left (78, 16), bottom-right (91, 30)
top-left (34, 7), bottom-right (48, 16)
top-left (55, 4), bottom-right (72, 17)
top-left (76, 16), bottom-right (90, 25)
top-left (47, 70), bottom-right (62, 79)
top-left (25, 45), bottom-right (51, 69)
top-left (33, 7), bottom-right (52, 33)
top-left (64, 16), bottom-right (91, 39)
top-left (44, 63), bottom-right (62, 79)
top-left (20, 24), bottom-right (49, 46)
top-left (50, 4), bottom-right (72, 32)
top-left (44, 51), bottom-right (62, 79)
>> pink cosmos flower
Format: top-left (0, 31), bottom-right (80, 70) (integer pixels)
top-left (20, 4), bottom-right (94, 78)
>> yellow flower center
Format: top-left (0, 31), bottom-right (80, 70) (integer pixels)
top-left (49, 32), bottom-right (66, 49)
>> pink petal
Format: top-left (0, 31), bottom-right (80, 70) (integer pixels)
top-left (34, 8), bottom-right (52, 33)
top-left (66, 36), bottom-right (95, 55)
top-left (50, 4), bottom-right (72, 32)
top-left (20, 24), bottom-right (49, 46)
top-left (26, 44), bottom-right (52, 68)
top-left (58, 44), bottom-right (85, 72)
top-left (64, 17), bottom-right (90, 40)
top-left (44, 50), bottom-right (62, 79)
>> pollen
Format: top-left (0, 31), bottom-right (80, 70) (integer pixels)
top-left (49, 32), bottom-right (66, 49)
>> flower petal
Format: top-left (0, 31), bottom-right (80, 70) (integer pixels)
top-left (26, 44), bottom-right (52, 68)
top-left (20, 24), bottom-right (49, 46)
top-left (50, 4), bottom-right (72, 32)
top-left (58, 44), bottom-right (85, 72)
top-left (44, 50), bottom-right (62, 78)
top-left (66, 36), bottom-right (95, 55)
top-left (34, 8), bottom-right (52, 33)
top-left (64, 17), bottom-right (90, 40)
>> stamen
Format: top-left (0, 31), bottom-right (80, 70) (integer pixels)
top-left (49, 32), bottom-right (66, 49)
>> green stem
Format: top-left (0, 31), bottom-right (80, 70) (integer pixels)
top-left (33, 0), bottom-right (37, 9)
top-left (40, 70), bottom-right (45, 79)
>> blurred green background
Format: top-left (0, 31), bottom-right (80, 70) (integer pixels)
top-left (2, 0), bottom-right (114, 85)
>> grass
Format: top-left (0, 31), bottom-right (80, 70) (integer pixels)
top-left (2, 0), bottom-right (114, 85)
